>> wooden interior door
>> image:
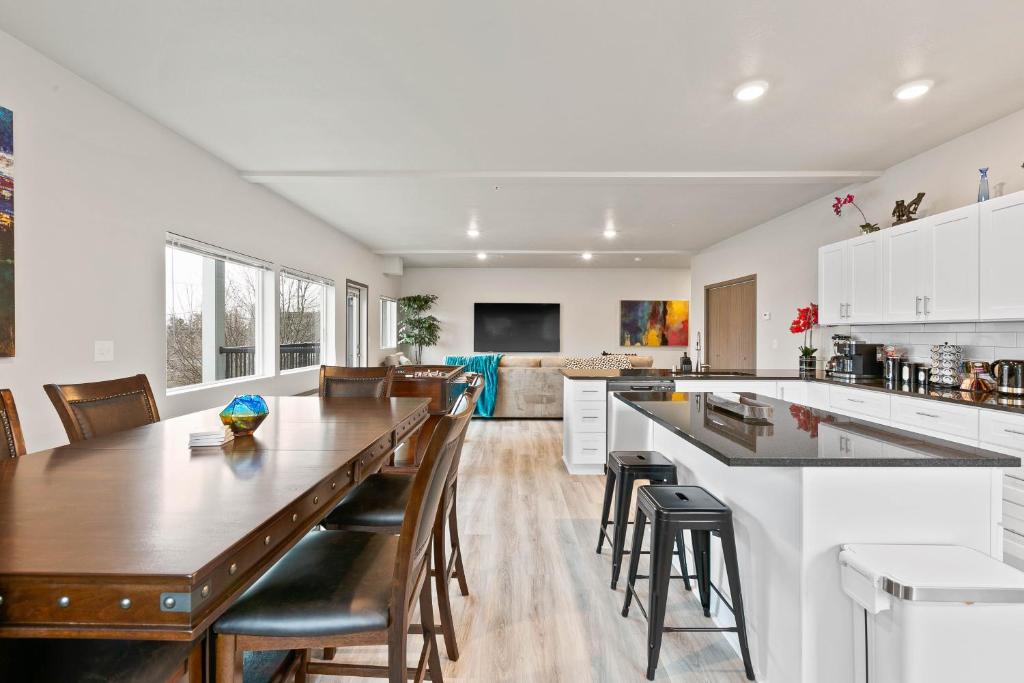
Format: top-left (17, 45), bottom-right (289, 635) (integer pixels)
top-left (704, 275), bottom-right (757, 370)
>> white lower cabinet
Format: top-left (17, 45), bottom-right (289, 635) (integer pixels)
top-left (675, 380), bottom-right (778, 398)
top-left (828, 386), bottom-right (891, 424)
top-left (890, 395), bottom-right (979, 445)
top-left (562, 378), bottom-right (607, 475)
top-left (777, 381), bottom-right (808, 405)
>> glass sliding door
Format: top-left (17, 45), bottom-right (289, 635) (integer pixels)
top-left (346, 281), bottom-right (368, 366)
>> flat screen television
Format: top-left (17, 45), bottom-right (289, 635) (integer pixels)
top-left (474, 303), bottom-right (560, 352)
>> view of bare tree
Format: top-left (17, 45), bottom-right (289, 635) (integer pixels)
top-left (279, 275), bottom-right (321, 345)
top-left (166, 284), bottom-right (203, 388)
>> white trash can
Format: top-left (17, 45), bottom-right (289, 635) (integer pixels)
top-left (839, 544), bottom-right (1024, 683)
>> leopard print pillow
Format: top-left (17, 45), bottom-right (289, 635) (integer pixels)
top-left (563, 355), bottom-right (632, 370)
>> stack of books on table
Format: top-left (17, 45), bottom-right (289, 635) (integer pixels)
top-left (189, 426), bottom-right (235, 448)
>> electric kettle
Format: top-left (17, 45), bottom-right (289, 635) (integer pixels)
top-left (992, 359), bottom-right (1024, 396)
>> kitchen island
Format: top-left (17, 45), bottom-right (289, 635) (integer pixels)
top-left (609, 390), bottom-right (1018, 683)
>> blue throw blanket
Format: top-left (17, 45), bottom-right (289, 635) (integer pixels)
top-left (444, 354), bottom-right (502, 417)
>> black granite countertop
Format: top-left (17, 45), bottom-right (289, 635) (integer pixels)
top-left (559, 368), bottom-right (804, 380)
top-left (561, 368), bottom-right (1024, 415)
top-left (614, 391), bottom-right (1021, 468)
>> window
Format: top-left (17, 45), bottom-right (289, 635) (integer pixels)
top-left (380, 297), bottom-right (398, 349)
top-left (280, 269), bottom-right (334, 371)
top-left (165, 234), bottom-right (272, 390)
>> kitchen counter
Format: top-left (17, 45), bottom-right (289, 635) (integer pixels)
top-left (561, 367), bottom-right (1024, 415)
top-left (560, 368), bottom-right (803, 380)
top-left (607, 388), bottom-right (1011, 682)
top-left (614, 391), bottom-right (1019, 467)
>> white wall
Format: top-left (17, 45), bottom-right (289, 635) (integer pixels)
top-left (399, 267), bottom-right (691, 367)
top-left (690, 106), bottom-right (1024, 369)
top-left (0, 30), bottom-right (400, 452)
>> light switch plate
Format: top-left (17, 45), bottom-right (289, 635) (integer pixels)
top-left (94, 340), bottom-right (114, 362)
top-left (761, 312), bottom-right (772, 320)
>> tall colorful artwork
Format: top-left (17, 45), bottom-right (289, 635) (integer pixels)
top-left (620, 300), bottom-right (689, 347)
top-left (0, 107), bottom-right (12, 357)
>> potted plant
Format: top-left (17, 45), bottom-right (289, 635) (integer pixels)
top-left (832, 193), bottom-right (879, 234)
top-left (398, 294), bottom-right (441, 364)
top-left (790, 303), bottom-right (819, 375)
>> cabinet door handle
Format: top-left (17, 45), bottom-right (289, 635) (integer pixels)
top-left (1004, 428), bottom-right (1024, 436)
top-left (847, 398), bottom-right (865, 404)
top-left (582, 416), bottom-right (598, 421)
top-left (915, 296), bottom-right (922, 316)
top-left (915, 411), bottom-right (940, 418)
top-left (923, 296), bottom-right (931, 315)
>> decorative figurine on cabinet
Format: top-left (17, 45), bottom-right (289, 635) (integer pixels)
top-left (891, 192), bottom-right (925, 225)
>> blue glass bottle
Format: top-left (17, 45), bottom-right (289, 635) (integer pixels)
top-left (978, 167), bottom-right (990, 202)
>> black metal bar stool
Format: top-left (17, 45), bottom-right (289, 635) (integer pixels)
top-left (621, 485), bottom-right (755, 681)
top-left (597, 451), bottom-right (690, 591)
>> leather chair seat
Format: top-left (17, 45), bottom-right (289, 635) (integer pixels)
top-left (321, 472), bottom-right (413, 529)
top-left (0, 638), bottom-right (191, 683)
top-left (215, 530), bottom-right (397, 638)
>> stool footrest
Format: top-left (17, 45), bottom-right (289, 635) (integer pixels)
top-left (663, 626), bottom-right (739, 634)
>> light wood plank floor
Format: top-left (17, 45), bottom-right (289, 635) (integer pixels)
top-left (310, 419), bottom-right (749, 683)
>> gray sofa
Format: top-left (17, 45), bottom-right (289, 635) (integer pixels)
top-left (492, 355), bottom-right (654, 418)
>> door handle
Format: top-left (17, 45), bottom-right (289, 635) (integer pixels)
top-left (915, 296), bottom-right (922, 316)
top-left (915, 411), bottom-right (940, 418)
top-left (923, 296), bottom-right (931, 315)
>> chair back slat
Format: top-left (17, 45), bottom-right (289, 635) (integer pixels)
top-left (319, 365), bottom-right (395, 398)
top-left (0, 389), bottom-right (25, 458)
top-left (44, 374), bottom-right (160, 443)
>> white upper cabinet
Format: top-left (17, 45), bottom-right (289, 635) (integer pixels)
top-left (922, 204), bottom-right (979, 321)
top-left (820, 191), bottom-right (1018, 325)
top-left (818, 241), bottom-right (847, 325)
top-left (846, 234), bottom-right (883, 323)
top-left (980, 191), bottom-right (1024, 320)
top-left (880, 204), bottom-right (981, 323)
top-left (818, 234), bottom-right (882, 325)
top-left (882, 222), bottom-right (925, 322)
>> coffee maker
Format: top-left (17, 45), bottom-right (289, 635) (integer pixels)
top-left (827, 335), bottom-right (884, 380)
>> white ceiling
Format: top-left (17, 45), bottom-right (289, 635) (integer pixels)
top-left (3, 1), bottom-right (1024, 267)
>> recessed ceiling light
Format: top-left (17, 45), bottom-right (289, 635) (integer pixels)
top-left (603, 219), bottom-right (617, 239)
top-left (894, 79), bottom-right (933, 101)
top-left (733, 80), bottom-right (769, 102)
top-left (466, 219), bottom-right (480, 238)
top-left (581, 252), bottom-right (593, 261)
top-left (476, 252), bottom-right (487, 261)
top-left (634, 256), bottom-right (642, 262)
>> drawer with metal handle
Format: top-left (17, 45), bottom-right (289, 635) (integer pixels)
top-left (890, 395), bottom-right (979, 444)
top-left (828, 386), bottom-right (890, 422)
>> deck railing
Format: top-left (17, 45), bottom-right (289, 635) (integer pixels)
top-left (219, 342), bottom-right (321, 378)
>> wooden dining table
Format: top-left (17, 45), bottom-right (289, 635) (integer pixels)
top-left (0, 395), bottom-right (430, 647)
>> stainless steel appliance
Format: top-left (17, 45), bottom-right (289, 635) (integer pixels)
top-left (607, 378), bottom-right (676, 394)
top-left (828, 340), bottom-right (883, 380)
top-left (992, 359), bottom-right (1024, 396)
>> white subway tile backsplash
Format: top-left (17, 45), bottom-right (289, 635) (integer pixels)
top-left (978, 322), bottom-right (1024, 332)
top-left (843, 320), bottom-right (1024, 367)
top-left (992, 347), bottom-right (1024, 361)
top-left (956, 332), bottom-right (1018, 347)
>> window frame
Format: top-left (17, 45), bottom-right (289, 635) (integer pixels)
top-left (165, 233), bottom-right (275, 395)
top-left (278, 267), bottom-right (336, 373)
top-left (380, 296), bottom-right (398, 350)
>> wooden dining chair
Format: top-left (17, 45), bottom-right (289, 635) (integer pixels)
top-left (0, 388), bottom-right (26, 458)
top-left (214, 396), bottom-right (475, 683)
top-left (319, 365), bottom-right (395, 398)
top-left (44, 374), bottom-right (160, 443)
top-left (321, 377), bottom-right (483, 660)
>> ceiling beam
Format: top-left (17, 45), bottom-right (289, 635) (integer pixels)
top-left (241, 170), bottom-right (883, 183)
top-left (374, 249), bottom-right (691, 255)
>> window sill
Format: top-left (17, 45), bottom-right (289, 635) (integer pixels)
top-left (166, 373), bottom-right (274, 397)
top-left (280, 366), bottom-right (319, 376)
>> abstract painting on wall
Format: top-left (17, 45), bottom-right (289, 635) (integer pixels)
top-left (0, 106), bottom-right (12, 357)
top-left (620, 300), bottom-right (689, 347)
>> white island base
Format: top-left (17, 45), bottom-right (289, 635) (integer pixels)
top-left (608, 396), bottom-right (1003, 683)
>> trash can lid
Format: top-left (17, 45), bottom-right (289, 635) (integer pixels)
top-left (840, 544), bottom-right (1024, 603)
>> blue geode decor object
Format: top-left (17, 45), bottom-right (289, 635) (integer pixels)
top-left (220, 394), bottom-right (269, 436)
